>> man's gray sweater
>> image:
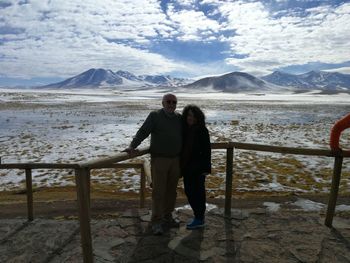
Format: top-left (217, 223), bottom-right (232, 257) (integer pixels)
top-left (130, 109), bottom-right (182, 157)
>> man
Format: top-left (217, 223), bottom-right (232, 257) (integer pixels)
top-left (124, 93), bottom-right (182, 235)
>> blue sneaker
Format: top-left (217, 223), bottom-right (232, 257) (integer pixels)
top-left (186, 218), bottom-right (205, 229)
top-left (152, 223), bottom-right (164, 235)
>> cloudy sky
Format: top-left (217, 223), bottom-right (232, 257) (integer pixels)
top-left (0, 0), bottom-right (350, 85)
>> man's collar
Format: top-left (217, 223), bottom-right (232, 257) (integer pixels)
top-left (162, 108), bottom-right (176, 117)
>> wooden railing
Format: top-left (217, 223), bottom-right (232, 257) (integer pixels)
top-left (0, 143), bottom-right (349, 263)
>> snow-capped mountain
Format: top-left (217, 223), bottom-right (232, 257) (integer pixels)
top-left (115, 70), bottom-right (139, 82)
top-left (262, 71), bottom-right (350, 90)
top-left (40, 68), bottom-right (189, 88)
top-left (41, 68), bottom-right (122, 88)
top-left (34, 68), bottom-right (350, 92)
top-left (141, 75), bottom-right (171, 84)
top-left (184, 72), bottom-right (280, 93)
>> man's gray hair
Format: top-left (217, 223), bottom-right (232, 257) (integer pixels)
top-left (162, 93), bottom-right (177, 102)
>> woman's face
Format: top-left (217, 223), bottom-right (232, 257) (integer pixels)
top-left (187, 110), bottom-right (197, 126)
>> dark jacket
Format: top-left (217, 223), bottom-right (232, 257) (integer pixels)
top-left (181, 125), bottom-right (211, 175)
top-left (130, 109), bottom-right (182, 157)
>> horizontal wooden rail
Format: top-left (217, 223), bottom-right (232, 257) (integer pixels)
top-left (1, 142), bottom-right (349, 171)
top-left (211, 142), bottom-right (350, 157)
top-left (0, 163), bottom-right (79, 169)
top-left (1, 141), bottom-right (349, 263)
top-left (79, 147), bottom-right (150, 169)
top-left (91, 163), bottom-right (144, 169)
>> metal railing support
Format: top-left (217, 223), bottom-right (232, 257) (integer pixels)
top-left (25, 168), bottom-right (33, 221)
top-left (224, 147), bottom-right (234, 217)
top-left (140, 165), bottom-right (146, 208)
top-left (86, 169), bottom-right (91, 209)
top-left (325, 156), bottom-right (343, 227)
top-left (75, 168), bottom-right (93, 263)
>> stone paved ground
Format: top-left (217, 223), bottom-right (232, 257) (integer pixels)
top-left (1, 206), bottom-right (350, 262)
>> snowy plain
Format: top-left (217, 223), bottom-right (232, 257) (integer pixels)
top-left (0, 88), bottom-right (349, 197)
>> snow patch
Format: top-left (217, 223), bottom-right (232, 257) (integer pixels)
top-left (175, 203), bottom-right (218, 212)
top-left (336, 205), bottom-right (350, 212)
top-left (292, 198), bottom-right (325, 211)
top-left (263, 202), bottom-right (281, 212)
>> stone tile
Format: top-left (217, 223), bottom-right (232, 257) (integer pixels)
top-left (1, 208), bottom-right (350, 262)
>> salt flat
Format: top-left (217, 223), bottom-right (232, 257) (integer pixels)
top-left (0, 88), bottom-right (349, 195)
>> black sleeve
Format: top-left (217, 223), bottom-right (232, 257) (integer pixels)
top-left (200, 127), bottom-right (211, 174)
top-left (130, 112), bottom-right (155, 149)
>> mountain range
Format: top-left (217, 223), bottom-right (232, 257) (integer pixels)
top-left (185, 72), bottom-right (278, 92)
top-left (37, 68), bottom-right (350, 93)
top-left (262, 71), bottom-right (350, 91)
top-left (40, 68), bottom-right (189, 89)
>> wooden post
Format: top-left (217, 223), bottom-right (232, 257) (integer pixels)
top-left (225, 148), bottom-right (234, 218)
top-left (325, 156), bottom-right (343, 227)
top-left (143, 161), bottom-right (152, 188)
top-left (75, 168), bottom-right (93, 263)
top-left (87, 169), bottom-right (91, 209)
top-left (25, 168), bottom-right (33, 221)
top-left (140, 165), bottom-right (146, 208)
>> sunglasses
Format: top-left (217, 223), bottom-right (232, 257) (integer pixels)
top-left (166, 100), bottom-right (177, 105)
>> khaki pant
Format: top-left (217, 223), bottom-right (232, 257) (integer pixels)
top-left (151, 156), bottom-right (180, 223)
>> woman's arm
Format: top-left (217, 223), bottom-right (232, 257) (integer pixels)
top-left (330, 113), bottom-right (350, 151)
top-left (200, 127), bottom-right (212, 174)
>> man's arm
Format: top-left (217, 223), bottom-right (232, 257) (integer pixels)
top-left (330, 113), bottom-right (350, 151)
top-left (124, 112), bottom-right (155, 153)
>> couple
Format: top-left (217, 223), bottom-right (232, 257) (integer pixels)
top-left (124, 93), bottom-right (211, 235)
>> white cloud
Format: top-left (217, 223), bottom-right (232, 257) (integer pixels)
top-left (173, 0), bottom-right (197, 8)
top-left (0, 0), bottom-right (186, 78)
top-left (0, 0), bottom-right (349, 79)
top-left (211, 1), bottom-right (350, 73)
top-left (166, 4), bottom-right (221, 41)
top-left (0, 0), bottom-right (228, 79)
top-left (0, 35), bottom-right (189, 78)
top-left (324, 67), bottom-right (350, 74)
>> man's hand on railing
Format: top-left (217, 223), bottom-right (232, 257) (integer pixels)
top-left (122, 147), bottom-right (139, 155)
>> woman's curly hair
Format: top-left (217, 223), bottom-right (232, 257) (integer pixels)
top-left (182, 104), bottom-right (206, 127)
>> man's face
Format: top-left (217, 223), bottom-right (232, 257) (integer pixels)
top-left (162, 95), bottom-right (177, 113)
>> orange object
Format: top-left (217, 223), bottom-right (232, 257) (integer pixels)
top-left (330, 113), bottom-right (350, 150)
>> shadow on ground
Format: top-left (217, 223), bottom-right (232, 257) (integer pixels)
top-left (1, 201), bottom-right (350, 262)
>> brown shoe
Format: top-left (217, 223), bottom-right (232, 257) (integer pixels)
top-left (163, 217), bottom-right (180, 228)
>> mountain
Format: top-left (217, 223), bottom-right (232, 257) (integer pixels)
top-left (115, 70), bottom-right (140, 81)
top-left (25, 68), bottom-right (350, 92)
top-left (141, 75), bottom-right (171, 84)
top-left (262, 71), bottom-right (350, 91)
top-left (40, 68), bottom-right (189, 89)
top-left (42, 68), bottom-right (122, 88)
top-left (184, 72), bottom-right (278, 93)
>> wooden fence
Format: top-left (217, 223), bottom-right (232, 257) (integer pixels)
top-left (0, 142), bottom-right (349, 263)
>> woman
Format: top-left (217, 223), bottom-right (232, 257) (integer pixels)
top-left (181, 105), bottom-right (211, 229)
